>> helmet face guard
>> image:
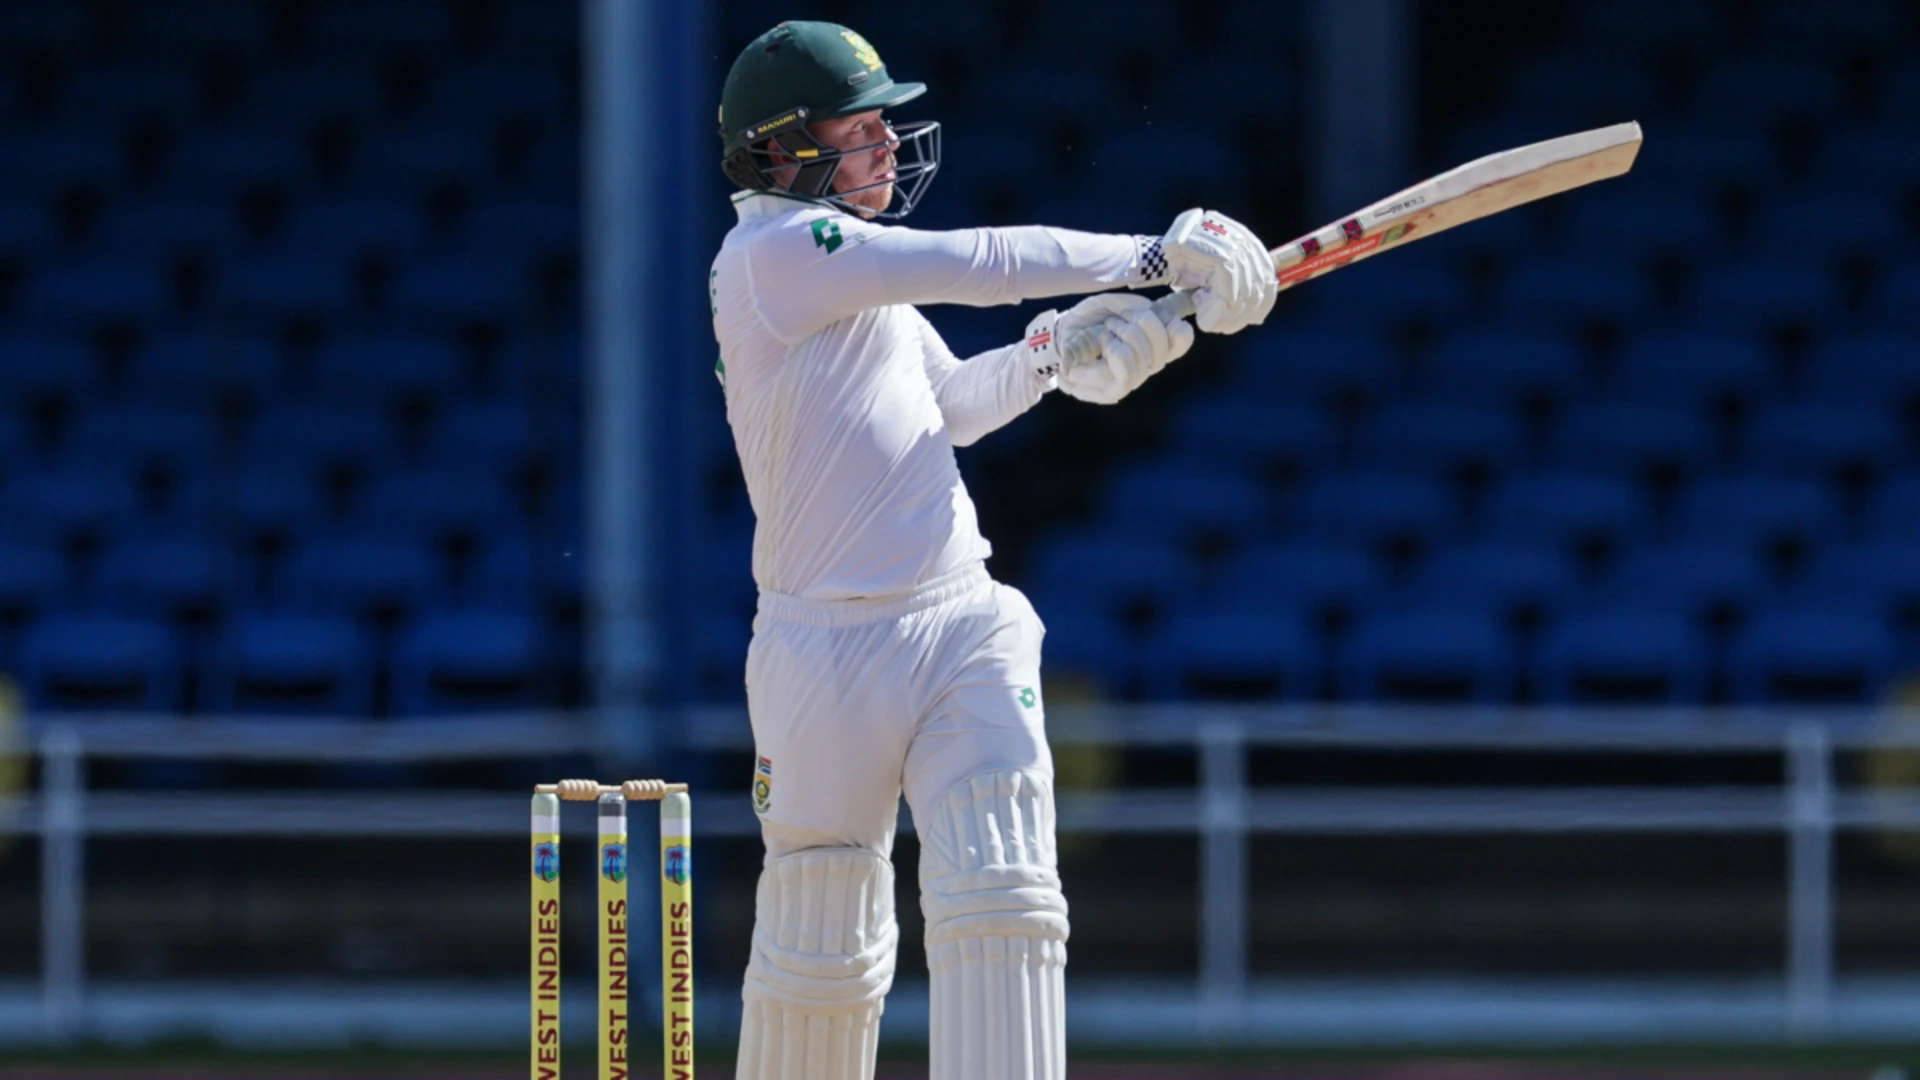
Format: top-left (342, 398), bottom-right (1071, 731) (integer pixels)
top-left (723, 108), bottom-right (941, 221)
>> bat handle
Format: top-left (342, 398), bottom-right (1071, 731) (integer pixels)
top-left (1059, 289), bottom-right (1199, 368)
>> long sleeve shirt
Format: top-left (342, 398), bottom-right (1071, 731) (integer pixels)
top-left (710, 190), bottom-right (1159, 601)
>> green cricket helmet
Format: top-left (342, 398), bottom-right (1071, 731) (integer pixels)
top-left (719, 21), bottom-right (941, 219)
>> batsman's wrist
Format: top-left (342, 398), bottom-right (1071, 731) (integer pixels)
top-left (1021, 309), bottom-right (1063, 391)
top-left (1127, 235), bottom-right (1172, 289)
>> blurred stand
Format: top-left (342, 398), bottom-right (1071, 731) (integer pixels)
top-left (7, 704), bottom-right (1920, 1048)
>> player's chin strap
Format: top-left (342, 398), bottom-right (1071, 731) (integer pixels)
top-left (920, 768), bottom-right (1069, 1080)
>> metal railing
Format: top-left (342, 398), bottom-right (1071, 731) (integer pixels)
top-left (8, 705), bottom-right (1920, 1047)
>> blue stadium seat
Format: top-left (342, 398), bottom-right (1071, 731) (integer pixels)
top-left (0, 542), bottom-right (68, 620)
top-left (304, 0), bottom-right (455, 50)
top-left (0, 467), bottom-right (141, 544)
top-left (1303, 259), bottom-right (1471, 329)
top-left (430, 400), bottom-right (542, 473)
top-left (1674, 474), bottom-right (1840, 552)
top-left (1865, 476), bottom-right (1920, 537)
top-left (1024, 531), bottom-right (1196, 619)
top-left (60, 64), bottom-right (201, 121)
top-left (94, 537), bottom-right (225, 618)
top-left (491, 0), bottom-right (588, 61)
top-left (1566, 0), bottom-right (1722, 55)
top-left (1506, 56), bottom-right (1658, 123)
top-left (21, 259), bottom-right (170, 326)
top-left (1341, 607), bottom-right (1515, 703)
top-left (352, 125), bottom-right (495, 190)
top-left (1206, 543), bottom-right (1384, 622)
top-left (281, 197), bottom-right (429, 256)
top-left (240, 65), bottom-right (385, 122)
top-left (207, 613), bottom-right (377, 715)
top-left (1299, 470), bottom-right (1456, 550)
top-left (131, 333), bottom-right (283, 402)
top-left (390, 256), bottom-right (529, 323)
top-left (1485, 471), bottom-right (1648, 554)
top-left (168, 127), bottom-right (311, 190)
top-left (392, 611), bottom-right (547, 715)
top-left (1728, 607), bottom-right (1897, 704)
top-left (1754, 0), bottom-right (1908, 56)
top-left (470, 534), bottom-right (584, 608)
top-left (1166, 396), bottom-right (1333, 478)
top-left (0, 4), bottom-right (89, 52)
top-left (1561, 192), bottom-right (1718, 261)
top-left (1551, 400), bottom-right (1715, 477)
top-left (245, 402), bottom-right (394, 471)
top-left (1090, 131), bottom-right (1237, 203)
top-left (1412, 543), bottom-right (1577, 624)
top-left (282, 537), bottom-right (443, 617)
top-left (1029, 606), bottom-right (1135, 697)
top-left (1629, 125), bottom-right (1775, 193)
top-left (122, 0), bottom-right (275, 51)
top-left (315, 334), bottom-right (464, 402)
top-left (1496, 257), bottom-right (1652, 328)
top-left (1691, 261), bottom-right (1843, 332)
top-left (64, 403), bottom-right (217, 471)
top-left (18, 614), bottom-right (183, 711)
top-left (1612, 331), bottom-right (1773, 405)
top-left (1806, 335), bottom-right (1920, 403)
top-left (0, 410), bottom-right (29, 470)
top-left (1144, 611), bottom-right (1321, 701)
top-left (1228, 328), bottom-right (1397, 404)
top-left (1743, 401), bottom-right (1900, 476)
top-left (353, 469), bottom-right (518, 540)
top-left (215, 254), bottom-right (357, 319)
top-left (1817, 129), bottom-right (1920, 192)
top-left (1755, 190), bottom-right (1903, 258)
top-left (1419, 331), bottom-right (1584, 404)
top-left (1690, 59), bottom-right (1845, 124)
top-left (1099, 463), bottom-right (1271, 542)
top-left (0, 131), bottom-right (125, 191)
top-left (1603, 543), bottom-right (1771, 624)
top-left (1871, 263), bottom-right (1920, 330)
top-left (1889, 63), bottom-right (1920, 121)
top-left (1534, 607), bottom-right (1710, 704)
top-left (228, 462), bottom-right (328, 540)
top-left (0, 336), bottom-right (99, 402)
top-left (0, 199), bottom-right (57, 258)
top-left (92, 196), bottom-right (244, 255)
top-left (425, 64), bottom-right (571, 123)
top-left (691, 612), bottom-right (750, 701)
top-left (463, 196), bottom-right (578, 256)
top-left (1355, 399), bottom-right (1523, 476)
top-left (1805, 540), bottom-right (1920, 622)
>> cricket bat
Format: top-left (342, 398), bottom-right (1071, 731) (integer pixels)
top-left (1063, 121), bottom-right (1643, 365)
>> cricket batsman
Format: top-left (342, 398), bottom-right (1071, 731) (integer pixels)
top-left (712, 21), bottom-right (1277, 1079)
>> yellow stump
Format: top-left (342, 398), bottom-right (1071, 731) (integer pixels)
top-left (530, 793), bottom-right (561, 1080)
top-left (599, 793), bottom-right (631, 1080)
top-left (661, 791), bottom-right (694, 1080)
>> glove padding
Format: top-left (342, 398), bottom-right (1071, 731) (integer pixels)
top-left (1052, 293), bottom-right (1194, 406)
top-left (1159, 208), bottom-right (1278, 335)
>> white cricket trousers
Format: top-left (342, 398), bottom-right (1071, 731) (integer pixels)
top-left (743, 561), bottom-right (1051, 857)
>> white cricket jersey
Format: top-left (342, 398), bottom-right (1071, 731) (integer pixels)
top-left (711, 190), bottom-right (1159, 601)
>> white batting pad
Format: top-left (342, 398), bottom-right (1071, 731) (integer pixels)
top-left (919, 769), bottom-right (1070, 1080)
top-left (736, 846), bottom-right (899, 1080)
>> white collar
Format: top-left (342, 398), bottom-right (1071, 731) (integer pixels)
top-left (731, 190), bottom-right (819, 222)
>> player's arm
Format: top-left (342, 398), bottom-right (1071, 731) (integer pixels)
top-left (919, 293), bottom-right (1193, 446)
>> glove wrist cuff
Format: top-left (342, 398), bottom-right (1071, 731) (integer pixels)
top-left (1021, 309), bottom-right (1063, 391)
top-left (1127, 235), bottom-right (1172, 289)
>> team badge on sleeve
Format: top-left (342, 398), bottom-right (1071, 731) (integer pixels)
top-left (752, 755), bottom-right (774, 815)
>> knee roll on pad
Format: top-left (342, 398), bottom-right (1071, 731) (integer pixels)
top-left (919, 768), bottom-right (1070, 945)
top-left (920, 769), bottom-right (1070, 1080)
top-left (736, 847), bottom-right (898, 1080)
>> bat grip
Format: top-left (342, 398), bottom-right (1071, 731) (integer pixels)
top-left (1059, 290), bottom-right (1199, 367)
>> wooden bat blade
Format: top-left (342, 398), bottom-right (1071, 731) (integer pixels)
top-left (1272, 120), bottom-right (1643, 289)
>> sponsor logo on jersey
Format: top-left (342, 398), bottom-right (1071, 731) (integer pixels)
top-left (811, 218), bottom-right (843, 254)
top-left (1018, 686), bottom-right (1038, 709)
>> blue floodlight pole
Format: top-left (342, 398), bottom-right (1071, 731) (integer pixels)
top-left (586, 0), bottom-right (712, 766)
